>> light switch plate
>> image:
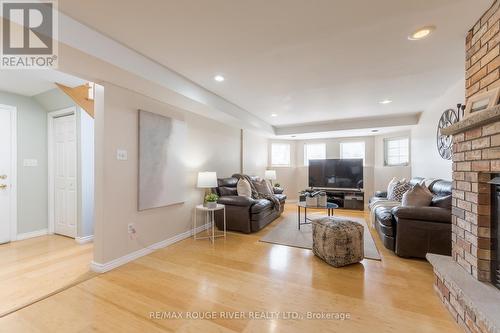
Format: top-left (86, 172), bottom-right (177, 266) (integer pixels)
top-left (116, 149), bottom-right (128, 161)
top-left (23, 159), bottom-right (38, 167)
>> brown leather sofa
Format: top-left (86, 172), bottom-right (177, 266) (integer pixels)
top-left (370, 177), bottom-right (452, 258)
top-left (214, 174), bottom-right (286, 233)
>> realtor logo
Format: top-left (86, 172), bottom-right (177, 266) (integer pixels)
top-left (1, 0), bottom-right (58, 68)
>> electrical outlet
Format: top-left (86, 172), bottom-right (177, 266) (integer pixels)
top-left (128, 223), bottom-right (136, 234)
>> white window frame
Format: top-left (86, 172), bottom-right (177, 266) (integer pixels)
top-left (384, 136), bottom-right (410, 167)
top-left (339, 141), bottom-right (365, 162)
top-left (303, 143), bottom-right (326, 166)
top-left (270, 142), bottom-right (291, 167)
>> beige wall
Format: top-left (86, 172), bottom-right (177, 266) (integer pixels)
top-left (94, 83), bottom-right (266, 263)
top-left (242, 130), bottom-right (268, 177)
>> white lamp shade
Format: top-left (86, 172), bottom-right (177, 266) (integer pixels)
top-left (197, 172), bottom-right (218, 188)
top-left (265, 170), bottom-right (277, 180)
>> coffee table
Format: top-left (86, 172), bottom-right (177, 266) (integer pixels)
top-left (297, 202), bottom-right (339, 230)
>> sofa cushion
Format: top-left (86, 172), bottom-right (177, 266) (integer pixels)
top-left (219, 186), bottom-right (237, 196)
top-left (250, 199), bottom-right (273, 213)
top-left (402, 184), bottom-right (433, 207)
top-left (237, 178), bottom-right (252, 197)
top-left (253, 178), bottom-right (273, 195)
top-left (218, 177), bottom-right (238, 188)
top-left (375, 206), bottom-right (394, 227)
top-left (431, 195), bottom-right (452, 210)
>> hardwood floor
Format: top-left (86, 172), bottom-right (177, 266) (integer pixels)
top-left (0, 207), bottom-right (459, 332)
top-left (0, 235), bottom-right (94, 317)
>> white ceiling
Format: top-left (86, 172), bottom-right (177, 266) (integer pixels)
top-left (0, 69), bottom-right (86, 96)
top-left (59, 0), bottom-right (492, 127)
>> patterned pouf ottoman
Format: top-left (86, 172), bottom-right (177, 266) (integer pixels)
top-left (312, 217), bottom-right (364, 267)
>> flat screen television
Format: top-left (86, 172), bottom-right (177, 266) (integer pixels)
top-left (308, 159), bottom-right (363, 190)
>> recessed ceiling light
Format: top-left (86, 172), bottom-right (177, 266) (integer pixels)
top-left (408, 26), bottom-right (436, 41)
top-left (379, 99), bottom-right (392, 105)
top-left (214, 75), bottom-right (225, 82)
top-left (271, 113), bottom-right (278, 117)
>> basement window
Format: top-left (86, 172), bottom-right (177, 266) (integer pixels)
top-left (384, 137), bottom-right (409, 166)
top-left (271, 143), bottom-right (291, 167)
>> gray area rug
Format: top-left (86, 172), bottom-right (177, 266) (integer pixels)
top-left (260, 213), bottom-right (381, 261)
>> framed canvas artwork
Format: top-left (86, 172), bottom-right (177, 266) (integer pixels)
top-left (463, 87), bottom-right (500, 119)
top-left (138, 110), bottom-right (187, 211)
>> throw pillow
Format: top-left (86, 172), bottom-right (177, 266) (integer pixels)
top-left (387, 177), bottom-right (398, 195)
top-left (253, 178), bottom-right (273, 195)
top-left (387, 180), bottom-right (411, 202)
top-left (237, 178), bottom-right (252, 197)
top-left (402, 184), bottom-right (433, 207)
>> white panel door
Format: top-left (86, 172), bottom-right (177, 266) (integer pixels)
top-left (0, 107), bottom-right (14, 244)
top-left (53, 114), bottom-right (77, 238)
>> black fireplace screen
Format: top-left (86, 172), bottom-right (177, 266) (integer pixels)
top-left (492, 182), bottom-right (500, 289)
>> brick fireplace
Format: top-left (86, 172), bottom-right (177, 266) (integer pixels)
top-left (425, 2), bottom-right (500, 333)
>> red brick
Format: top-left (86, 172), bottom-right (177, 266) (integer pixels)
top-left (472, 160), bottom-right (490, 171)
top-left (465, 127), bottom-right (483, 140)
top-left (465, 192), bottom-right (479, 204)
top-left (481, 44), bottom-right (500, 68)
top-left (488, 55), bottom-right (500, 73)
top-left (482, 121), bottom-right (500, 135)
top-left (456, 181), bottom-right (472, 191)
top-left (471, 44), bottom-right (488, 66)
top-left (453, 152), bottom-right (465, 162)
top-left (456, 162), bottom-right (472, 171)
top-left (456, 141), bottom-right (472, 152)
top-left (470, 66), bottom-right (488, 86)
top-left (491, 160), bottom-right (500, 171)
top-left (480, 69), bottom-right (499, 88)
top-left (465, 172), bottom-right (479, 182)
top-left (482, 147), bottom-right (500, 159)
top-left (471, 137), bottom-right (490, 149)
top-left (465, 150), bottom-right (482, 160)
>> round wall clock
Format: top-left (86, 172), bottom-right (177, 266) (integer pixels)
top-left (436, 109), bottom-right (458, 160)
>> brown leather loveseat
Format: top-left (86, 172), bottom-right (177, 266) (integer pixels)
top-left (214, 174), bottom-right (286, 233)
top-left (370, 177), bottom-right (452, 258)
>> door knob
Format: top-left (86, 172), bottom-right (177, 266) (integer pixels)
top-left (0, 184), bottom-right (7, 189)
top-left (0, 175), bottom-right (6, 179)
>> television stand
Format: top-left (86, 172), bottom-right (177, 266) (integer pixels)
top-left (300, 188), bottom-right (365, 211)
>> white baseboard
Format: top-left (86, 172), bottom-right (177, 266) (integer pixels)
top-left (16, 229), bottom-right (48, 241)
top-left (286, 199), bottom-right (298, 204)
top-left (75, 235), bottom-right (94, 244)
top-left (90, 223), bottom-right (209, 273)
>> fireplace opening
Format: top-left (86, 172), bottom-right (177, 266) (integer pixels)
top-left (491, 177), bottom-right (500, 290)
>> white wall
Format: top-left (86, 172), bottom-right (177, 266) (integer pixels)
top-left (0, 91), bottom-right (48, 235)
top-left (411, 79), bottom-right (464, 180)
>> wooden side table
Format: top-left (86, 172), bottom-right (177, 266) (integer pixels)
top-left (193, 204), bottom-right (226, 242)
